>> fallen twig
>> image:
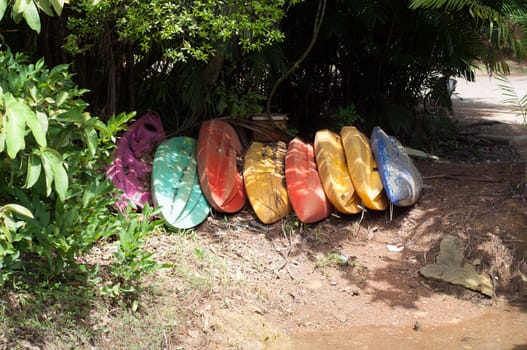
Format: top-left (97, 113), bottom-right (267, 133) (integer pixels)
top-left (423, 174), bottom-right (501, 182)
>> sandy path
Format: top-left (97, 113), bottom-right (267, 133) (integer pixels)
top-left (454, 71), bottom-right (527, 127)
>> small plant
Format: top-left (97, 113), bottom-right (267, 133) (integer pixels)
top-left (315, 252), bottom-right (350, 269)
top-left (328, 104), bottom-right (364, 132)
top-left (216, 86), bottom-right (266, 117)
top-left (496, 73), bottom-right (527, 196)
top-left (313, 228), bottom-right (323, 242)
top-left (0, 204), bottom-right (33, 284)
top-left (193, 247), bottom-right (206, 261)
top-left (282, 214), bottom-right (303, 234)
top-left (100, 205), bottom-right (166, 309)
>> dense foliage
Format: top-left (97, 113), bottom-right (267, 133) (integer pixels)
top-left (273, 0), bottom-right (527, 140)
top-left (0, 49), bottom-right (162, 303)
top-left (4, 0), bottom-right (525, 140)
top-left (59, 0), bottom-right (298, 121)
top-left (65, 0), bottom-right (289, 62)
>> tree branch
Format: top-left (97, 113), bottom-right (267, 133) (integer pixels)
top-left (266, 0), bottom-right (327, 114)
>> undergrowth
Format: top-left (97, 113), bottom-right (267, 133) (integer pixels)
top-left (0, 48), bottom-right (183, 348)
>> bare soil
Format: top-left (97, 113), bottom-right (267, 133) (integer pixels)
top-left (158, 69), bottom-right (527, 349)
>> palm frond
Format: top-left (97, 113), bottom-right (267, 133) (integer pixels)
top-left (496, 73), bottom-right (527, 124)
top-left (502, 0), bottom-right (527, 17)
top-left (520, 93), bottom-right (527, 107)
top-left (410, 0), bottom-right (510, 46)
top-left (410, 0), bottom-right (500, 17)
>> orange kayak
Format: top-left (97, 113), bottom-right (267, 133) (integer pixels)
top-left (285, 138), bottom-right (332, 223)
top-left (340, 126), bottom-right (388, 210)
top-left (314, 130), bottom-right (361, 214)
top-left (243, 141), bottom-right (290, 224)
top-left (197, 119), bottom-right (246, 213)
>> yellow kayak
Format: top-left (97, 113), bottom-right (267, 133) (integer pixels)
top-left (340, 126), bottom-right (388, 211)
top-left (243, 141), bottom-right (291, 224)
top-left (314, 130), bottom-right (361, 214)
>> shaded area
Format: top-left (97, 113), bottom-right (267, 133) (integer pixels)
top-left (0, 275), bottom-right (99, 348)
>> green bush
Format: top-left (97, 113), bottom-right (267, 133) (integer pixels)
top-left (0, 49), bottom-right (163, 297)
top-left (65, 0), bottom-right (292, 62)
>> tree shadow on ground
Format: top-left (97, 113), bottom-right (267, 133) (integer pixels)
top-left (247, 121), bottom-right (526, 314)
top-left (201, 154), bottom-right (527, 316)
top-left (196, 94), bottom-right (527, 329)
top-left (0, 272), bottom-right (98, 349)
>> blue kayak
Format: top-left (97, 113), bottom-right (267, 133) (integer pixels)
top-left (370, 127), bottom-right (423, 206)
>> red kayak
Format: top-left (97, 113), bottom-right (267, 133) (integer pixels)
top-left (197, 119), bottom-right (246, 213)
top-left (285, 138), bottom-right (332, 223)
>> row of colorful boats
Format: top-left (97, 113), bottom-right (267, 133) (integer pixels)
top-left (106, 112), bottom-right (423, 229)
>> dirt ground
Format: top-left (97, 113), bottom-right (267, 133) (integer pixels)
top-left (162, 69), bottom-right (527, 349)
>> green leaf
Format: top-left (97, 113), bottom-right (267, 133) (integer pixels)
top-left (49, 0), bottom-right (63, 15)
top-left (14, 232), bottom-right (32, 243)
top-left (4, 94), bottom-right (26, 159)
top-left (13, 0), bottom-right (30, 14)
top-left (53, 128), bottom-right (73, 149)
top-left (0, 117), bottom-right (5, 154)
top-left (55, 91), bottom-right (68, 107)
top-left (36, 0), bottom-right (54, 16)
top-left (36, 111), bottom-right (48, 135)
top-left (11, 9), bottom-right (23, 24)
top-left (23, 0), bottom-right (41, 33)
top-left (3, 217), bottom-right (16, 242)
top-left (25, 152), bottom-right (42, 188)
top-left (40, 148), bottom-right (68, 200)
top-left (40, 150), bottom-right (54, 196)
top-left (3, 204), bottom-right (34, 219)
top-left (6, 93), bottom-right (46, 147)
top-left (0, 0), bottom-right (7, 21)
top-left (24, 109), bottom-right (47, 148)
top-left (84, 127), bottom-right (98, 156)
top-left (29, 85), bottom-right (37, 101)
top-left (34, 57), bottom-right (45, 71)
top-left (52, 158), bottom-right (68, 201)
top-left (92, 118), bottom-right (108, 133)
top-left (58, 109), bottom-right (83, 123)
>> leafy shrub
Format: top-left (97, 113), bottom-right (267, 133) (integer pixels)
top-left (0, 203), bottom-right (33, 277)
top-left (0, 49), bottom-right (163, 294)
top-left (99, 204), bottom-right (167, 309)
top-left (65, 0), bottom-right (292, 62)
top-left (327, 104), bottom-right (364, 132)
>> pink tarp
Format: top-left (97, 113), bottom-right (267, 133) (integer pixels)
top-left (106, 112), bottom-right (166, 211)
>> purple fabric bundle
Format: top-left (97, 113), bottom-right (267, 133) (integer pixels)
top-left (106, 112), bottom-right (166, 211)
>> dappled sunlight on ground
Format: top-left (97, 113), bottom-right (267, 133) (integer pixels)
top-left (145, 70), bottom-right (527, 348)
